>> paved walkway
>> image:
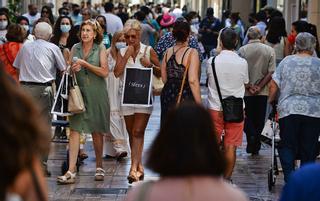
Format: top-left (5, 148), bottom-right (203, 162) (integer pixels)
top-left (48, 62), bottom-right (284, 201)
top-left (48, 95), bottom-right (284, 201)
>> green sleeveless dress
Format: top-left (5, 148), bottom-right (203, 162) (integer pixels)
top-left (69, 43), bottom-right (110, 133)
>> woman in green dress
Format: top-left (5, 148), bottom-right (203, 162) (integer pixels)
top-left (57, 20), bottom-right (110, 184)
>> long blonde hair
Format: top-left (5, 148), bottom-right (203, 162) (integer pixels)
top-left (110, 31), bottom-right (124, 59)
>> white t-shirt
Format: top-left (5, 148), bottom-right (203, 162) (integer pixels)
top-left (206, 50), bottom-right (249, 111)
top-left (22, 13), bottom-right (41, 32)
top-left (103, 13), bottom-right (123, 35)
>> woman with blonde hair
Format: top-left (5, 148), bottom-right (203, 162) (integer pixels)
top-left (57, 20), bottom-right (110, 184)
top-left (114, 19), bottom-right (160, 183)
top-left (104, 31), bottom-right (130, 159)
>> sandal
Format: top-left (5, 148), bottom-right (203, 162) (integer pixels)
top-left (94, 168), bottom-right (105, 181)
top-left (127, 170), bottom-right (138, 184)
top-left (57, 171), bottom-right (76, 185)
top-left (137, 170), bottom-right (144, 181)
top-left (79, 152), bottom-right (88, 161)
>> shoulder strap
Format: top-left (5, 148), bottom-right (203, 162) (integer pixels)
top-left (181, 47), bottom-right (190, 63)
top-left (30, 168), bottom-right (46, 201)
top-left (176, 49), bottom-right (192, 106)
top-left (211, 57), bottom-right (223, 105)
top-left (143, 45), bottom-right (148, 57)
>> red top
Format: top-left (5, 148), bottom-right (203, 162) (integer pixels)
top-left (0, 42), bottom-right (23, 82)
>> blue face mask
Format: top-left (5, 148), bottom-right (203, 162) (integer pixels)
top-left (60, 24), bottom-right (71, 33)
top-left (115, 42), bottom-right (126, 50)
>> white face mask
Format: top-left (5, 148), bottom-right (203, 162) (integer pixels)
top-left (115, 42), bottom-right (126, 50)
top-left (0, 21), bottom-right (8, 30)
top-left (21, 25), bottom-right (29, 32)
top-left (191, 18), bottom-right (199, 24)
top-left (60, 24), bottom-right (71, 33)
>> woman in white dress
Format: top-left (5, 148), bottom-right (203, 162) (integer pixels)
top-left (104, 31), bottom-right (130, 159)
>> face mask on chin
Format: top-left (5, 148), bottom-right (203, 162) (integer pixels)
top-left (0, 21), bottom-right (8, 30)
top-left (115, 42), bottom-right (126, 50)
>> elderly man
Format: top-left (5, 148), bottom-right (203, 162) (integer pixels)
top-left (269, 33), bottom-right (320, 182)
top-left (238, 26), bottom-right (276, 155)
top-left (13, 22), bottom-right (66, 176)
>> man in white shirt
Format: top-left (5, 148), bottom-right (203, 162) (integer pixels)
top-left (23, 4), bottom-right (41, 33)
top-left (103, 2), bottom-right (123, 35)
top-left (207, 28), bottom-right (249, 182)
top-left (13, 22), bottom-right (66, 176)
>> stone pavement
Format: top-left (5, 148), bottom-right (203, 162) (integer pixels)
top-left (48, 95), bottom-right (284, 201)
top-left (47, 61), bottom-right (284, 201)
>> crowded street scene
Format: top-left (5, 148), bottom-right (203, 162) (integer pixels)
top-left (0, 0), bottom-right (320, 200)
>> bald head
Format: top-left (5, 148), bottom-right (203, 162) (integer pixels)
top-left (34, 22), bottom-right (52, 41)
top-left (247, 26), bottom-right (262, 40)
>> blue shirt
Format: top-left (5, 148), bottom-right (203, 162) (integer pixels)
top-left (280, 163), bottom-right (320, 201)
top-left (272, 55), bottom-right (320, 119)
top-left (155, 32), bottom-right (203, 62)
top-left (242, 21), bottom-right (267, 45)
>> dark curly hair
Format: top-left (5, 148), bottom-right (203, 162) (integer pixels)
top-left (0, 62), bottom-right (50, 201)
top-left (50, 16), bottom-right (75, 46)
top-left (172, 20), bottom-right (190, 42)
top-left (40, 5), bottom-right (55, 25)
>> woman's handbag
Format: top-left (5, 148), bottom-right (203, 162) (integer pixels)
top-left (211, 57), bottom-right (244, 123)
top-left (68, 71), bottom-right (86, 114)
top-left (143, 46), bottom-right (164, 96)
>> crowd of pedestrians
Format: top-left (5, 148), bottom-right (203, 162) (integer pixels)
top-left (1, 1), bottom-right (320, 200)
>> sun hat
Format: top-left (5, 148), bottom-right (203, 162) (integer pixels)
top-left (160, 13), bottom-right (176, 27)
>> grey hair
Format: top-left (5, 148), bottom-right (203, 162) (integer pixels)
top-left (295, 32), bottom-right (316, 53)
top-left (247, 26), bottom-right (261, 40)
top-left (34, 22), bottom-right (52, 41)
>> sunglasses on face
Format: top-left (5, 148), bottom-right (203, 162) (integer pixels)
top-left (42, 10), bottom-right (48, 13)
top-left (125, 34), bottom-right (137, 39)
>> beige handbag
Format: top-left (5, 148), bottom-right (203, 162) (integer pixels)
top-left (143, 46), bottom-right (164, 96)
top-left (68, 72), bottom-right (86, 114)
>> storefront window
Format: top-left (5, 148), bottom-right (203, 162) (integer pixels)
top-left (277, 0), bottom-right (284, 13)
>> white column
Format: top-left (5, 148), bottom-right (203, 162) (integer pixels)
top-left (308, 0), bottom-right (320, 37)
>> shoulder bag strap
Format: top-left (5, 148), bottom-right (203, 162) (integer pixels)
top-left (176, 48), bottom-right (191, 106)
top-left (211, 57), bottom-right (224, 106)
top-left (30, 168), bottom-right (46, 201)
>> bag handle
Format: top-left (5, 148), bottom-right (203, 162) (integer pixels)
top-left (176, 48), bottom-right (191, 106)
top-left (211, 57), bottom-right (224, 107)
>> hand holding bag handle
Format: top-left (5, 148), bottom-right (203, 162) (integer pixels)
top-left (176, 48), bottom-right (191, 106)
top-left (68, 71), bottom-right (86, 114)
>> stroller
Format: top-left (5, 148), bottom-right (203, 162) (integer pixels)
top-left (260, 104), bottom-right (280, 191)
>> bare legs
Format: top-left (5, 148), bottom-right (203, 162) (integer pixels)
top-left (62, 130), bottom-right (103, 180)
top-left (92, 132), bottom-right (104, 169)
top-left (224, 145), bottom-right (237, 179)
top-left (124, 113), bottom-right (150, 182)
top-left (68, 130), bottom-right (80, 173)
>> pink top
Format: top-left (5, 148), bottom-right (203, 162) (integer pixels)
top-left (125, 176), bottom-right (248, 201)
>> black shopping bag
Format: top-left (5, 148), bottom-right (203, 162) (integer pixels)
top-left (121, 67), bottom-right (153, 106)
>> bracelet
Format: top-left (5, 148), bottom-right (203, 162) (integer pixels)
top-left (148, 63), bottom-right (155, 68)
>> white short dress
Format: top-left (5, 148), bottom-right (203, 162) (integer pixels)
top-left (120, 43), bottom-right (153, 116)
